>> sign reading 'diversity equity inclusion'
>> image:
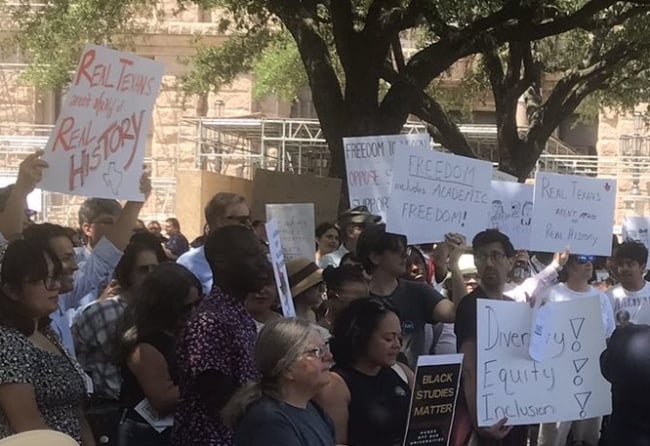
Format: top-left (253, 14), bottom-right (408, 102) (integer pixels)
top-left (266, 203), bottom-right (315, 262)
top-left (265, 220), bottom-right (296, 318)
top-left (403, 354), bottom-right (463, 446)
top-left (40, 45), bottom-right (164, 201)
top-left (476, 298), bottom-right (611, 427)
top-left (529, 172), bottom-right (617, 256)
top-left (488, 181), bottom-right (534, 250)
top-left (386, 149), bottom-right (492, 244)
top-left (622, 216), bottom-right (650, 252)
top-left (344, 134), bottom-right (430, 221)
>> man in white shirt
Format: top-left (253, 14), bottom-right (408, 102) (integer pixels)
top-left (538, 254), bottom-right (615, 446)
top-left (606, 241), bottom-right (650, 325)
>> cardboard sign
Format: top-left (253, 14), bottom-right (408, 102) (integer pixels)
top-left (265, 220), bottom-right (296, 317)
top-left (529, 172), bottom-right (616, 256)
top-left (344, 134), bottom-right (430, 220)
top-left (403, 354), bottom-right (463, 446)
top-left (489, 181), bottom-right (534, 250)
top-left (40, 45), bottom-right (164, 200)
top-left (476, 298), bottom-right (611, 427)
top-left (252, 169), bottom-right (341, 225)
top-left (387, 149), bottom-right (492, 243)
top-left (266, 203), bottom-right (315, 261)
top-left (622, 216), bottom-right (650, 251)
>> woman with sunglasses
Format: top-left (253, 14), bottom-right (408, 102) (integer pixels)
top-left (537, 253), bottom-right (615, 446)
top-left (0, 239), bottom-right (95, 445)
top-left (223, 318), bottom-right (335, 446)
top-left (116, 263), bottom-right (202, 446)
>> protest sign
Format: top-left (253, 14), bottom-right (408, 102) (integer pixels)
top-left (488, 181), bottom-right (534, 250)
top-left (252, 169), bottom-right (341, 225)
top-left (403, 354), bottom-right (463, 446)
top-left (40, 45), bottom-right (164, 201)
top-left (265, 220), bottom-right (296, 317)
top-left (622, 216), bottom-right (650, 251)
top-left (386, 149), bottom-right (492, 243)
top-left (529, 172), bottom-right (617, 256)
top-left (476, 298), bottom-right (611, 427)
top-left (344, 134), bottom-right (430, 220)
top-left (266, 203), bottom-right (315, 261)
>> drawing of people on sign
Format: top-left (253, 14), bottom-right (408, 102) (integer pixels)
top-left (490, 200), bottom-right (506, 228)
top-left (521, 201), bottom-right (533, 226)
top-left (510, 200), bottom-right (522, 219)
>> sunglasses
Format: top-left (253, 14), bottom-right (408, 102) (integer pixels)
top-left (575, 255), bottom-right (595, 264)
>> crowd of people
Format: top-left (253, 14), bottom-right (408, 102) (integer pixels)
top-left (0, 151), bottom-right (649, 446)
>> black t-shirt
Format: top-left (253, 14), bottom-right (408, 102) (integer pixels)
top-left (370, 280), bottom-right (444, 368)
top-left (600, 325), bottom-right (650, 446)
top-left (235, 396), bottom-right (335, 446)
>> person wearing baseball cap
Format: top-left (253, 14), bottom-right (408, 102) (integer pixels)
top-left (319, 206), bottom-right (381, 269)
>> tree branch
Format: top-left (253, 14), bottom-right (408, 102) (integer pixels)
top-left (329, 0), bottom-right (356, 68)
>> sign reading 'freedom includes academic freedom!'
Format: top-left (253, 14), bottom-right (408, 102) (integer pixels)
top-left (387, 149), bottom-right (492, 244)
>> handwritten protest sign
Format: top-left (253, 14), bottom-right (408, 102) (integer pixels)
top-left (529, 172), bottom-right (616, 256)
top-left (386, 149), bottom-right (492, 243)
top-left (265, 220), bottom-right (296, 317)
top-left (266, 203), bottom-right (315, 261)
top-left (622, 216), bottom-right (650, 251)
top-left (40, 45), bottom-right (164, 200)
top-left (489, 181), bottom-right (534, 250)
top-left (403, 354), bottom-right (463, 446)
top-left (344, 134), bottom-right (430, 220)
top-left (476, 298), bottom-right (611, 427)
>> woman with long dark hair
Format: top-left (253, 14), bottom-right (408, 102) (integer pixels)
top-left (316, 298), bottom-right (414, 446)
top-left (223, 318), bottom-right (335, 446)
top-left (116, 263), bottom-right (202, 446)
top-left (0, 239), bottom-right (95, 445)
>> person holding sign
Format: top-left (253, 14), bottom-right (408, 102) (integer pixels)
top-left (453, 230), bottom-right (528, 444)
top-left (357, 224), bottom-right (456, 368)
top-left (223, 318), bottom-right (335, 446)
top-left (316, 298), bottom-right (414, 446)
top-left (606, 242), bottom-right (650, 325)
top-left (537, 255), bottom-right (615, 446)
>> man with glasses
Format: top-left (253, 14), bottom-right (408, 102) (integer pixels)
top-left (606, 241), bottom-right (650, 325)
top-left (177, 192), bottom-right (252, 295)
top-left (537, 253), bottom-right (615, 446)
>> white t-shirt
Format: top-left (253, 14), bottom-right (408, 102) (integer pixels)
top-left (606, 281), bottom-right (650, 325)
top-left (546, 283), bottom-right (615, 337)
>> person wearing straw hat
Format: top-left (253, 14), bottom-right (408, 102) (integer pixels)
top-left (286, 258), bottom-right (326, 323)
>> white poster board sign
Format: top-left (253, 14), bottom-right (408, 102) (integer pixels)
top-left (387, 149), bottom-right (492, 243)
top-left (265, 220), bottom-right (296, 317)
top-left (622, 216), bottom-right (650, 251)
top-left (0, 177), bottom-right (42, 213)
top-left (476, 298), bottom-right (611, 427)
top-left (529, 172), bottom-right (617, 256)
top-left (489, 181), bottom-right (534, 250)
top-left (266, 203), bottom-right (315, 261)
top-left (40, 45), bottom-right (164, 200)
top-left (344, 134), bottom-right (430, 220)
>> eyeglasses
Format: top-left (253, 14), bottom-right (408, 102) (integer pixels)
top-left (575, 255), bottom-right (595, 264)
top-left (475, 251), bottom-right (507, 263)
top-left (225, 215), bottom-right (252, 226)
top-left (303, 343), bottom-right (330, 359)
top-left (25, 276), bottom-right (61, 291)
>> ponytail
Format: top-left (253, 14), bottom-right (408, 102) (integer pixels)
top-left (221, 382), bottom-right (263, 428)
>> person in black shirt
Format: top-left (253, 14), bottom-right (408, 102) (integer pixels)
top-left (599, 324), bottom-right (650, 446)
top-left (453, 229), bottom-right (527, 445)
top-left (356, 224), bottom-right (461, 367)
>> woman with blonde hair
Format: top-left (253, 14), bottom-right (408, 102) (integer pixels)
top-left (223, 318), bottom-right (335, 446)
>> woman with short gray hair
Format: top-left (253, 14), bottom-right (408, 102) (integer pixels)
top-left (223, 318), bottom-right (335, 446)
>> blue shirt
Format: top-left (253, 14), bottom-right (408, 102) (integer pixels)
top-left (177, 246), bottom-right (212, 295)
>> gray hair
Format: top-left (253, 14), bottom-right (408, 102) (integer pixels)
top-left (222, 318), bottom-right (318, 427)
